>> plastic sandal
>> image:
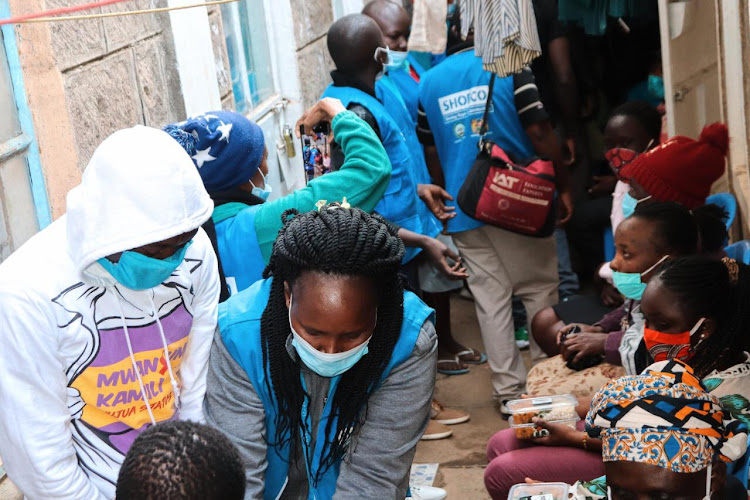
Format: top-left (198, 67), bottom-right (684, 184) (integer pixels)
top-left (436, 355), bottom-right (470, 375)
top-left (456, 348), bottom-right (487, 365)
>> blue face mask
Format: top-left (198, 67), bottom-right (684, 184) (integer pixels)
top-left (98, 241), bottom-right (192, 290)
top-left (621, 193), bottom-right (652, 219)
top-left (289, 295), bottom-right (373, 377)
top-left (251, 171), bottom-right (272, 201)
top-left (386, 50), bottom-right (409, 70)
top-left (611, 254), bottom-right (669, 300)
top-left (648, 74), bottom-right (665, 101)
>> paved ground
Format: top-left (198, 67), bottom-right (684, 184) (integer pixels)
top-left (414, 293), bottom-right (529, 500)
top-left (0, 294), bottom-right (517, 500)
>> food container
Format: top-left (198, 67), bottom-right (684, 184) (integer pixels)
top-left (507, 482), bottom-right (569, 500)
top-left (507, 394), bottom-right (579, 439)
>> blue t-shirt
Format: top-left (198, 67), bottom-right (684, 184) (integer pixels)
top-left (419, 49), bottom-right (535, 233)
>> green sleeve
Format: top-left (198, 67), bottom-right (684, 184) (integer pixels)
top-left (254, 110), bottom-right (391, 261)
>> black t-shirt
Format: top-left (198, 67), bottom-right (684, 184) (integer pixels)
top-left (530, 0), bottom-right (568, 123)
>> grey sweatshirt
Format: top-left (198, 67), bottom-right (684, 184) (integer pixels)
top-left (204, 321), bottom-right (437, 500)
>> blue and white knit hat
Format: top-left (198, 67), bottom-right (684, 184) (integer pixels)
top-left (164, 111), bottom-right (265, 192)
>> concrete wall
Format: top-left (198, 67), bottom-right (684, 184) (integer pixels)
top-left (47, 0), bottom-right (185, 166)
top-left (290, 0), bottom-right (336, 108)
top-left (9, 0), bottom-right (235, 218)
top-left (7, 0), bottom-right (341, 221)
top-left (207, 4), bottom-right (236, 110)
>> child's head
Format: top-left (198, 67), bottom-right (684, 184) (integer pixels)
top-left (621, 123), bottom-right (728, 209)
top-left (642, 256), bottom-right (749, 377)
top-left (604, 101), bottom-right (662, 153)
top-left (116, 421), bottom-right (245, 500)
top-left (164, 111), bottom-right (269, 195)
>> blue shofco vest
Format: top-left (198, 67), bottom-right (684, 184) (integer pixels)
top-left (321, 84), bottom-right (427, 263)
top-left (418, 49), bottom-right (535, 234)
top-left (383, 54), bottom-right (426, 124)
top-left (214, 205), bottom-right (266, 295)
top-left (220, 278), bottom-right (434, 500)
top-left (376, 77), bottom-right (441, 241)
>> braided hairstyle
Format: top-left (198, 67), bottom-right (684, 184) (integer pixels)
top-left (632, 201), bottom-right (727, 255)
top-left (652, 256), bottom-right (750, 377)
top-left (260, 204), bottom-right (405, 482)
top-left (116, 421), bottom-right (245, 499)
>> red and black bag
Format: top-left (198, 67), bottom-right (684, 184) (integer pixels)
top-left (457, 75), bottom-right (557, 237)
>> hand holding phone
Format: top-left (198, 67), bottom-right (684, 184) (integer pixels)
top-left (295, 98), bottom-right (345, 142)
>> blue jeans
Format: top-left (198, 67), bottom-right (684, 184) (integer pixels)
top-left (555, 227), bottom-right (579, 299)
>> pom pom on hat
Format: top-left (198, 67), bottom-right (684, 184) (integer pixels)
top-left (164, 111), bottom-right (265, 192)
top-left (620, 122), bottom-right (728, 209)
top-left (699, 122), bottom-right (729, 156)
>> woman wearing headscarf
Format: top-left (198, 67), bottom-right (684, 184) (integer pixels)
top-left (571, 359), bottom-right (748, 499)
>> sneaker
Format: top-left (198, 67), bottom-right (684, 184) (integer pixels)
top-left (420, 419), bottom-right (453, 440)
top-left (431, 399), bottom-right (470, 425)
top-left (408, 485), bottom-right (448, 500)
top-left (515, 326), bottom-right (530, 349)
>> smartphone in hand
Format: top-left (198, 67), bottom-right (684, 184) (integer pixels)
top-left (300, 122), bottom-right (331, 184)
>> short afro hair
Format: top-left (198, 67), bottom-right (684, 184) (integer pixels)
top-left (116, 421), bottom-right (245, 500)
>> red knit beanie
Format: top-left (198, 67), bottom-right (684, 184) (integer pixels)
top-left (620, 123), bottom-right (728, 209)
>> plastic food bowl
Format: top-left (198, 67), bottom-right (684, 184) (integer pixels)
top-left (507, 394), bottom-right (580, 439)
top-left (507, 481), bottom-right (569, 500)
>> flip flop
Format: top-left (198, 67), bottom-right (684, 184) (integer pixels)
top-left (456, 348), bottom-right (487, 365)
top-left (436, 355), bottom-right (469, 375)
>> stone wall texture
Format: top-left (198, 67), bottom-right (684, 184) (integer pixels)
top-left (48, 0), bottom-right (186, 167)
top-left (290, 0), bottom-right (336, 108)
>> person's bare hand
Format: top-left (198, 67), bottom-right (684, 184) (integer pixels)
top-left (557, 190), bottom-right (574, 226)
top-left (526, 418), bottom-right (581, 447)
top-left (564, 137), bottom-right (577, 166)
top-left (421, 235), bottom-right (468, 280)
top-left (555, 323), bottom-right (602, 347)
top-left (562, 332), bottom-right (607, 363)
top-left (418, 184), bottom-right (456, 227)
top-left (295, 98), bottom-right (346, 142)
top-left (588, 175), bottom-right (617, 197)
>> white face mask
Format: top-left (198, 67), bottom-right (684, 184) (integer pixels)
top-left (373, 47), bottom-right (388, 80)
top-left (607, 461), bottom-right (712, 500)
top-left (288, 295), bottom-right (373, 378)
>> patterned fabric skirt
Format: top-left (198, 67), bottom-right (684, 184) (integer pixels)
top-left (526, 355), bottom-right (626, 398)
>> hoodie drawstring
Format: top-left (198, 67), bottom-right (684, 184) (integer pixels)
top-left (112, 289), bottom-right (157, 425)
top-left (148, 294), bottom-right (181, 410)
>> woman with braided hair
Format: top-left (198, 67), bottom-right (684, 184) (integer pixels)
top-left (203, 203), bottom-right (437, 500)
top-left (639, 256), bottom-right (750, 416)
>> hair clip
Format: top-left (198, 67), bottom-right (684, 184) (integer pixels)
top-left (318, 197), bottom-right (351, 212)
top-left (722, 256), bottom-right (739, 284)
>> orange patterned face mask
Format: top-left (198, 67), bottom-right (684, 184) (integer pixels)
top-left (643, 318), bottom-right (705, 362)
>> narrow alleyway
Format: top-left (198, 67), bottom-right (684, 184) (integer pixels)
top-left (414, 294), bottom-right (529, 500)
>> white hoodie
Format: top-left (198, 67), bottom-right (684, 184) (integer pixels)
top-left (0, 126), bottom-right (219, 499)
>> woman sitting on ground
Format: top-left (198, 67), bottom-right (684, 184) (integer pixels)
top-left (204, 204), bottom-right (437, 499)
top-left (534, 122), bottom-right (728, 357)
top-left (484, 255), bottom-right (750, 499)
top-left (525, 201), bottom-right (727, 398)
top-left (569, 359), bottom-right (748, 499)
